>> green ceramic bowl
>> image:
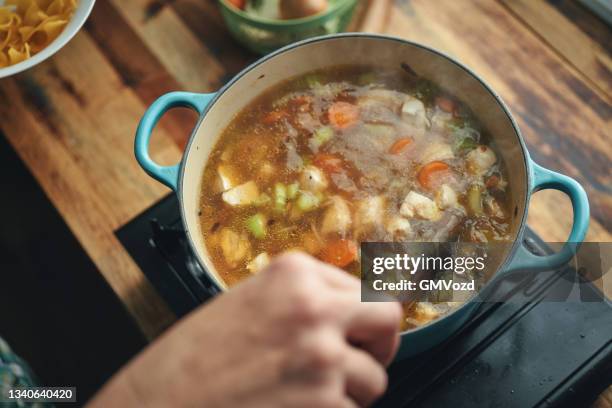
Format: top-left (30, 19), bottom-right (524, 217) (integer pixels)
top-left (218, 0), bottom-right (358, 54)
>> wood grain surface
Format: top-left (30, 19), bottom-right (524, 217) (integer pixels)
top-left (0, 0), bottom-right (610, 403)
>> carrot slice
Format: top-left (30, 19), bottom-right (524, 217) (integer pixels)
top-left (313, 153), bottom-right (344, 174)
top-left (389, 138), bottom-right (413, 154)
top-left (418, 161), bottom-right (451, 190)
top-left (320, 239), bottom-right (358, 268)
top-left (328, 102), bottom-right (359, 129)
top-left (435, 96), bottom-right (456, 114)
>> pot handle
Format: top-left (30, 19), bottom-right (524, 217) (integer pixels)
top-left (135, 91), bottom-right (215, 191)
top-left (504, 161), bottom-right (589, 273)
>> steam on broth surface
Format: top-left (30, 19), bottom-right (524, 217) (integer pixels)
top-left (199, 65), bottom-right (512, 329)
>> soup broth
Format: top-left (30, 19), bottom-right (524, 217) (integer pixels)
top-left (199, 65), bottom-right (512, 329)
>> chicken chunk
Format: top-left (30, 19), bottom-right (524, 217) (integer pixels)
top-left (400, 191), bottom-right (441, 221)
top-left (321, 196), bottom-right (352, 236)
top-left (401, 97), bottom-right (425, 116)
top-left (401, 97), bottom-right (429, 129)
top-left (359, 101), bottom-right (398, 125)
top-left (385, 216), bottom-right (412, 240)
top-left (246, 252), bottom-right (270, 274)
top-left (435, 184), bottom-right (458, 209)
top-left (219, 228), bottom-right (251, 268)
top-left (467, 145), bottom-right (496, 175)
top-left (353, 195), bottom-right (386, 238)
top-left (484, 196), bottom-right (506, 219)
top-left (420, 141), bottom-right (454, 163)
top-left (222, 181), bottom-right (260, 206)
top-left (430, 110), bottom-right (454, 131)
top-left (357, 89), bottom-right (405, 111)
top-left (410, 302), bottom-right (442, 326)
top-left (405, 302), bottom-right (448, 327)
top-left (300, 165), bottom-right (328, 192)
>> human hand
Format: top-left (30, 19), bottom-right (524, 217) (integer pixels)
top-left (88, 252), bottom-right (402, 407)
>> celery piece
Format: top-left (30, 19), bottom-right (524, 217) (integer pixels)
top-left (274, 182), bottom-right (287, 212)
top-left (246, 213), bottom-right (267, 239)
top-left (305, 74), bottom-right (322, 89)
top-left (296, 191), bottom-right (321, 212)
top-left (467, 185), bottom-right (483, 216)
top-left (456, 137), bottom-right (477, 151)
top-left (287, 182), bottom-right (299, 200)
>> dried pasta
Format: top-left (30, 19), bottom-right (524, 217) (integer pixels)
top-left (0, 0), bottom-right (77, 68)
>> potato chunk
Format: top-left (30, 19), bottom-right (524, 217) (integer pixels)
top-left (216, 164), bottom-right (240, 192)
top-left (222, 181), bottom-right (260, 206)
top-left (354, 195), bottom-right (385, 238)
top-left (321, 196), bottom-right (352, 236)
top-left (246, 252), bottom-right (270, 274)
top-left (400, 191), bottom-right (441, 221)
top-left (219, 228), bottom-right (251, 267)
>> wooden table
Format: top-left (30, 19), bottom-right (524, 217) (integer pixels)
top-left (0, 0), bottom-right (610, 404)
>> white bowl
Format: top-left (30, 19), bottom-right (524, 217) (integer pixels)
top-left (0, 0), bottom-right (96, 79)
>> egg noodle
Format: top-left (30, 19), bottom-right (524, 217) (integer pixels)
top-left (0, 0), bottom-right (77, 68)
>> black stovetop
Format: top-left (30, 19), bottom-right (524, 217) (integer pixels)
top-left (116, 194), bottom-right (611, 408)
